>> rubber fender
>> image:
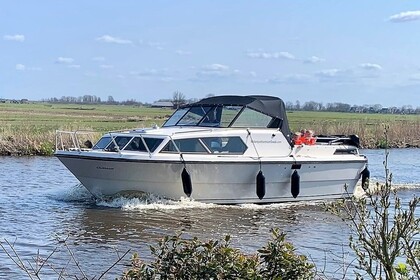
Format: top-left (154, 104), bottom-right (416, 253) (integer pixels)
top-left (256, 170), bottom-right (266, 200)
top-left (291, 170), bottom-right (300, 198)
top-left (361, 167), bottom-right (370, 191)
top-left (181, 167), bottom-right (193, 197)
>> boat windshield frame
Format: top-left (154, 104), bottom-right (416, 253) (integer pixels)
top-left (163, 104), bottom-right (276, 128)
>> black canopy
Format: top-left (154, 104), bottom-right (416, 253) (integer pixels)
top-left (191, 95), bottom-right (292, 144)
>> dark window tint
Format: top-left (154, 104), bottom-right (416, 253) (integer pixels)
top-left (124, 137), bottom-right (147, 151)
top-left (161, 138), bottom-right (208, 153)
top-left (106, 136), bottom-right (132, 151)
top-left (201, 137), bottom-right (247, 154)
top-left (124, 137), bottom-right (164, 152)
top-left (93, 136), bottom-right (111, 149)
top-left (144, 138), bottom-right (164, 152)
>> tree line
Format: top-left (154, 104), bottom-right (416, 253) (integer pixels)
top-left (287, 100), bottom-right (420, 114)
top-left (41, 93), bottom-right (420, 114)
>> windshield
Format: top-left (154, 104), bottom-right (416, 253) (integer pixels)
top-left (164, 105), bottom-right (242, 127)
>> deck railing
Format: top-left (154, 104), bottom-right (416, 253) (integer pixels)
top-left (55, 130), bottom-right (98, 151)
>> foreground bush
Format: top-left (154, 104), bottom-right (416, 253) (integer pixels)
top-left (121, 228), bottom-right (314, 280)
top-left (326, 129), bottom-right (420, 279)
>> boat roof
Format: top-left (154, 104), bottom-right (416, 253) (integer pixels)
top-left (190, 95), bottom-right (287, 119)
top-left (186, 95), bottom-right (292, 145)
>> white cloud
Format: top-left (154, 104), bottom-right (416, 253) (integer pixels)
top-left (4, 34), bottom-right (25, 42)
top-left (175, 50), bottom-right (192, 56)
top-left (202, 64), bottom-right (229, 71)
top-left (130, 69), bottom-right (171, 80)
top-left (316, 69), bottom-right (344, 77)
top-left (84, 72), bottom-right (97, 77)
top-left (315, 68), bottom-right (354, 83)
top-left (15, 64), bottom-right (25, 71)
top-left (92, 56), bottom-right (106, 61)
top-left (359, 63), bottom-right (382, 71)
top-left (193, 63), bottom-right (234, 80)
top-left (268, 74), bottom-right (313, 84)
top-left (147, 41), bottom-right (164, 50)
top-left (304, 56), bottom-right (325, 64)
top-left (247, 51), bottom-right (295, 60)
top-left (96, 35), bottom-right (132, 44)
top-left (100, 64), bottom-right (114, 69)
top-left (283, 74), bottom-right (313, 83)
top-left (409, 73), bottom-right (420, 81)
top-left (15, 64), bottom-right (41, 71)
top-left (56, 57), bottom-right (74, 64)
top-left (389, 11), bottom-right (420, 22)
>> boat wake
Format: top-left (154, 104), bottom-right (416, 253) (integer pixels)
top-left (50, 183), bottom-right (95, 203)
top-left (353, 182), bottom-right (420, 198)
top-left (53, 182), bottom-right (420, 210)
top-left (96, 194), bottom-right (217, 210)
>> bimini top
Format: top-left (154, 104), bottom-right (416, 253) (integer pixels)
top-left (163, 95), bottom-right (293, 145)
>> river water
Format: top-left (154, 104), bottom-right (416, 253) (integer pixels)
top-left (0, 149), bottom-right (419, 279)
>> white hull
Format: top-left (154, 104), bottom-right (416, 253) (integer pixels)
top-left (55, 95), bottom-right (369, 204)
top-left (56, 154), bottom-right (366, 204)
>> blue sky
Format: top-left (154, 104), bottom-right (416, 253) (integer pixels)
top-left (1, 1), bottom-right (420, 106)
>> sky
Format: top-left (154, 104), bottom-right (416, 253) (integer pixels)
top-left (1, 1), bottom-right (420, 107)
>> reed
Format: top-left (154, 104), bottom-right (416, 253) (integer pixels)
top-left (291, 120), bottom-right (420, 148)
top-left (0, 102), bottom-right (419, 155)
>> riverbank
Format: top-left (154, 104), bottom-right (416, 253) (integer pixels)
top-left (1, 102), bottom-right (419, 155)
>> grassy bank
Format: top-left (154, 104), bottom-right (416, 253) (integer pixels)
top-left (1, 102), bottom-right (419, 155)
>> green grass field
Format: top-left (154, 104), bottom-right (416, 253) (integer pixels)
top-left (0, 102), bottom-right (419, 155)
top-left (0, 102), bottom-right (172, 133)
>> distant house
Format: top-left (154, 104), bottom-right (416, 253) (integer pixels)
top-left (151, 101), bottom-right (173, 108)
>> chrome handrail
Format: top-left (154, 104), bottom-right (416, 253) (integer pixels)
top-left (55, 130), bottom-right (97, 151)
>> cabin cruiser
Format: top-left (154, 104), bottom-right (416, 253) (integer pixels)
top-left (55, 95), bottom-right (369, 204)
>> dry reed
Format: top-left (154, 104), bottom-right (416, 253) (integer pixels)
top-left (1, 119), bottom-right (419, 156)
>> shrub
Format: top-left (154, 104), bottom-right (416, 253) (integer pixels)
top-left (121, 229), bottom-right (314, 280)
top-left (325, 127), bottom-right (420, 279)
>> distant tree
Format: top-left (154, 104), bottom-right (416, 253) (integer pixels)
top-left (107, 95), bottom-right (115, 104)
top-left (285, 101), bottom-right (294, 110)
top-left (373, 104), bottom-right (382, 112)
top-left (172, 91), bottom-right (186, 109)
top-left (295, 100), bottom-right (301, 110)
top-left (303, 101), bottom-right (323, 111)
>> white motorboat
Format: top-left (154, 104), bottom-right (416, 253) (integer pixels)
top-left (55, 95), bottom-right (369, 204)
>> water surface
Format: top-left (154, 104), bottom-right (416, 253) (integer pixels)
top-left (0, 149), bottom-right (419, 278)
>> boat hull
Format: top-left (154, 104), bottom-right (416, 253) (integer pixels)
top-left (56, 154), bottom-right (366, 204)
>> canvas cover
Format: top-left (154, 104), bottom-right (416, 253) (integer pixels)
top-left (191, 95), bottom-right (293, 145)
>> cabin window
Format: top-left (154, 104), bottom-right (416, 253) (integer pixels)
top-left (161, 137), bottom-right (247, 154)
top-left (199, 106), bottom-right (222, 127)
top-left (231, 108), bottom-right (272, 127)
top-left (161, 138), bottom-right (208, 153)
top-left (201, 137), bottom-right (247, 154)
top-left (105, 136), bottom-right (132, 151)
top-left (93, 136), bottom-right (111, 149)
top-left (144, 138), bottom-right (164, 152)
top-left (164, 108), bottom-right (188, 126)
top-left (124, 137), bottom-right (147, 151)
top-left (177, 106), bottom-right (212, 126)
top-left (220, 106), bottom-right (242, 127)
top-left (123, 137), bottom-right (164, 152)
